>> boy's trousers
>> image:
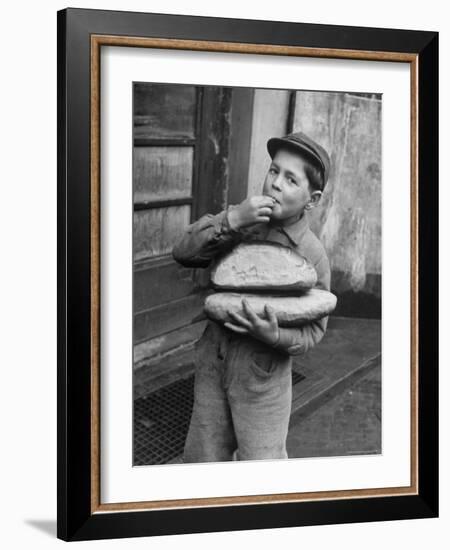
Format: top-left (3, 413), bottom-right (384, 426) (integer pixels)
top-left (183, 321), bottom-right (293, 463)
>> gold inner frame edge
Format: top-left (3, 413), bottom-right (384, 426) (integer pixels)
top-left (89, 34), bottom-right (419, 514)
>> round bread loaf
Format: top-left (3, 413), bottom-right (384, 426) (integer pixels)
top-left (211, 242), bottom-right (317, 292)
top-left (204, 289), bottom-right (337, 327)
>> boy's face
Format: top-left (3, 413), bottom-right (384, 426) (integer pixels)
top-left (262, 148), bottom-right (321, 222)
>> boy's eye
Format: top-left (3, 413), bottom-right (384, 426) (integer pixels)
top-left (288, 177), bottom-right (297, 185)
top-left (269, 167), bottom-right (277, 174)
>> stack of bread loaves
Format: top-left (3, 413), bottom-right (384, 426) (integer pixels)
top-left (204, 242), bottom-right (337, 327)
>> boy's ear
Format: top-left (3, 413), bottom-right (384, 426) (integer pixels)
top-left (305, 190), bottom-right (322, 210)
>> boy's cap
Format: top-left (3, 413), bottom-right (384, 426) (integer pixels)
top-left (267, 131), bottom-right (331, 189)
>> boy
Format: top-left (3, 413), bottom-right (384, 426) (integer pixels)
top-left (172, 131), bottom-right (331, 463)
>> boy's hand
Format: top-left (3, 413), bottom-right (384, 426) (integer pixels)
top-left (224, 299), bottom-right (280, 347)
top-left (227, 196), bottom-right (275, 230)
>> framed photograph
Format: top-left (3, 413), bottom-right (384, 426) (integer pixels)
top-left (57, 8), bottom-right (438, 541)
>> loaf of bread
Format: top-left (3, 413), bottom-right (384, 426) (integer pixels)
top-left (211, 242), bottom-right (317, 291)
top-left (204, 289), bottom-right (337, 327)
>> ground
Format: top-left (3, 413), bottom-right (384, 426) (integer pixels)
top-left (287, 365), bottom-right (381, 458)
top-left (134, 316), bottom-right (381, 464)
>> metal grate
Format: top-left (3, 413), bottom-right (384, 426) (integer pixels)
top-left (134, 367), bottom-right (306, 465)
top-left (134, 374), bottom-right (195, 465)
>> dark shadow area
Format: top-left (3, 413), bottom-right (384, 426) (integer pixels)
top-left (331, 271), bottom-right (381, 319)
top-left (332, 289), bottom-right (382, 319)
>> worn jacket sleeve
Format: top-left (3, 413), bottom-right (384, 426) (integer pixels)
top-left (172, 207), bottom-right (241, 267)
top-left (273, 254), bottom-right (332, 356)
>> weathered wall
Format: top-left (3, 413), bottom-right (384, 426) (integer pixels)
top-left (247, 89), bottom-right (290, 197)
top-left (247, 89), bottom-right (382, 317)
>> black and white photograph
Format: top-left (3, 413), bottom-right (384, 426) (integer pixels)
top-left (132, 82), bottom-right (382, 466)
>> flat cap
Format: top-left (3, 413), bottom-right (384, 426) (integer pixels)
top-left (267, 131), bottom-right (331, 189)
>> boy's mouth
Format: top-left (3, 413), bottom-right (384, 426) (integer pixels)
top-left (268, 195), bottom-right (281, 205)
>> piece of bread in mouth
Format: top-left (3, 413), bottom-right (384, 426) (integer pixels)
top-left (211, 242), bottom-right (317, 292)
top-left (204, 289), bottom-right (337, 327)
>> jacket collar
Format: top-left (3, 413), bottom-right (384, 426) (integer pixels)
top-left (270, 211), bottom-right (310, 246)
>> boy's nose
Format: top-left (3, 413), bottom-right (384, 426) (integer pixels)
top-left (272, 177), bottom-right (282, 191)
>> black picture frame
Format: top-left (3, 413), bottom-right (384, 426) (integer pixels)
top-left (57, 7), bottom-right (438, 542)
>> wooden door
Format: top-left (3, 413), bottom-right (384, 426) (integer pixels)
top-left (133, 83), bottom-right (236, 363)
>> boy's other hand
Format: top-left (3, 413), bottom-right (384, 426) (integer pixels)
top-left (225, 300), bottom-right (280, 347)
top-left (227, 196), bottom-right (275, 230)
